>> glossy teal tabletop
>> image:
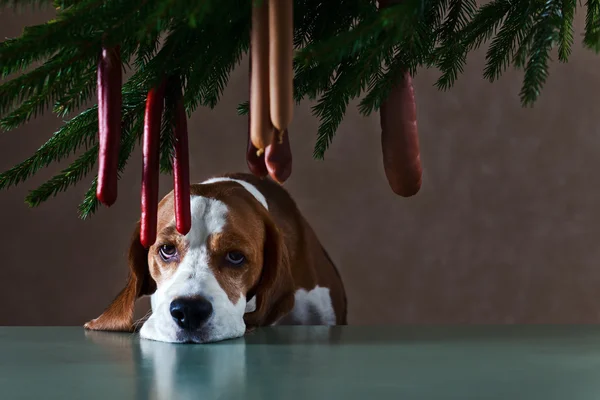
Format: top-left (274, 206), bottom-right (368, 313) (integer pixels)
top-left (1, 326), bottom-right (600, 399)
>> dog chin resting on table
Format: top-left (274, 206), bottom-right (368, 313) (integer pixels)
top-left (84, 172), bottom-right (347, 344)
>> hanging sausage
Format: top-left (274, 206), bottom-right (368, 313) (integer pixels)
top-left (140, 79), bottom-right (166, 248)
top-left (172, 83), bottom-right (192, 235)
top-left (96, 46), bottom-right (122, 206)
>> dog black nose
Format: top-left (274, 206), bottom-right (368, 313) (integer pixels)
top-left (169, 297), bottom-right (213, 331)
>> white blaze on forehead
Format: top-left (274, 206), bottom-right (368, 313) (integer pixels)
top-left (202, 177), bottom-right (269, 210)
top-left (186, 195), bottom-right (229, 244)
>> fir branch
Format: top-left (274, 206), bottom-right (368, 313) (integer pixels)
top-left (312, 62), bottom-right (357, 160)
top-left (312, 45), bottom-right (387, 159)
top-left (460, 0), bottom-right (512, 52)
top-left (520, 0), bottom-right (562, 106)
top-left (0, 63), bottom-right (97, 130)
top-left (394, 5), bottom-right (439, 74)
top-left (559, 0), bottom-right (576, 61)
top-left (237, 101), bottom-right (249, 116)
top-left (584, 0), bottom-right (600, 52)
top-left (513, 23), bottom-right (536, 68)
top-left (159, 83), bottom-right (177, 174)
top-left (78, 176), bottom-right (100, 218)
top-left (434, 41), bottom-right (468, 90)
top-left (301, 0), bottom-right (374, 51)
top-left (293, 58), bottom-right (338, 102)
top-left (358, 54), bottom-right (404, 115)
top-left (438, 0), bottom-right (477, 43)
top-left (0, 107), bottom-right (97, 191)
top-left (200, 35), bottom-right (248, 109)
top-left (291, 0), bottom-right (371, 105)
top-left (52, 67), bottom-right (98, 117)
top-left (295, 2), bottom-right (382, 67)
top-left (433, 0), bottom-right (477, 90)
top-left (183, 15), bottom-right (250, 112)
top-left (25, 143), bottom-right (98, 207)
top-left (0, 0), bottom-right (102, 77)
top-left (483, 0), bottom-right (533, 82)
top-left (0, 47), bottom-right (95, 120)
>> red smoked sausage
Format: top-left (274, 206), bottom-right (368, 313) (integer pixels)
top-left (247, 53), bottom-right (268, 177)
top-left (380, 71), bottom-right (422, 197)
top-left (172, 89), bottom-right (192, 235)
top-left (250, 0), bottom-right (273, 153)
top-left (140, 79), bottom-right (166, 248)
top-left (265, 129), bottom-right (292, 184)
top-left (268, 0), bottom-right (294, 132)
top-left (96, 46), bottom-right (122, 206)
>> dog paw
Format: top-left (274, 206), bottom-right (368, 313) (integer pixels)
top-left (83, 318), bottom-right (100, 330)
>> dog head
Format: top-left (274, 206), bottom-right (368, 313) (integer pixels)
top-left (84, 178), bottom-right (295, 343)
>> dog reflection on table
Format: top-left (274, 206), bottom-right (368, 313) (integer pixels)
top-left (84, 327), bottom-right (343, 400)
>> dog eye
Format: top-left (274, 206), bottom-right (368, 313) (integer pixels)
top-left (225, 251), bottom-right (245, 266)
top-left (159, 244), bottom-right (177, 260)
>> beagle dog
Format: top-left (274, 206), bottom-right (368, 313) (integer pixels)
top-left (84, 172), bottom-right (347, 343)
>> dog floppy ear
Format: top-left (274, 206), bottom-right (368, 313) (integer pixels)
top-left (244, 213), bottom-right (295, 328)
top-left (84, 222), bottom-right (156, 332)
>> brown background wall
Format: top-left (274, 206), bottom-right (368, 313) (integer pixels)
top-left (1, 7), bottom-right (599, 326)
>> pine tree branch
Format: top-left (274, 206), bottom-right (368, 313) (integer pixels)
top-left (25, 143), bottom-right (98, 207)
top-left (358, 54), bottom-right (404, 115)
top-left (0, 0), bottom-right (104, 77)
top-left (311, 61), bottom-right (357, 160)
top-left (0, 63), bottom-right (97, 130)
top-left (433, 0), bottom-right (511, 89)
top-left (237, 101), bottom-right (249, 116)
top-left (159, 82), bottom-right (177, 174)
top-left (0, 107), bottom-right (97, 191)
top-left (559, 0), bottom-right (576, 61)
top-left (184, 20), bottom-right (249, 111)
top-left (461, 0), bottom-right (513, 51)
top-left (312, 43), bottom-right (388, 159)
top-left (519, 0), bottom-right (561, 106)
top-left (584, 0), bottom-right (600, 52)
top-left (0, 47), bottom-right (95, 120)
top-left (483, 0), bottom-right (534, 82)
top-left (52, 68), bottom-right (98, 118)
top-left (428, 0), bottom-right (477, 89)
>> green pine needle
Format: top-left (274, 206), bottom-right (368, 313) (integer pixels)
top-left (434, 0), bottom-right (477, 89)
top-left (0, 107), bottom-right (97, 190)
top-left (519, 0), bottom-right (561, 106)
top-left (559, 0), bottom-right (576, 61)
top-left (584, 0), bottom-right (600, 52)
top-left (237, 101), bottom-right (249, 116)
top-left (358, 56), bottom-right (403, 115)
top-left (461, 0), bottom-right (513, 52)
top-left (78, 176), bottom-right (100, 219)
top-left (25, 144), bottom-right (98, 208)
top-left (483, 0), bottom-right (533, 82)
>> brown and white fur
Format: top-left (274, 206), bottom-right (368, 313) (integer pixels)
top-left (84, 173), bottom-right (347, 343)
